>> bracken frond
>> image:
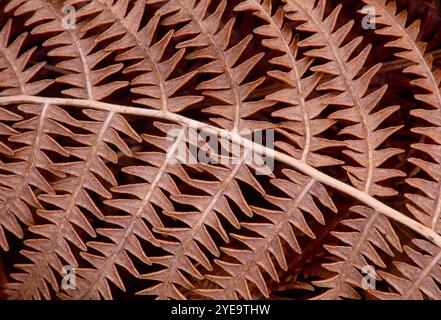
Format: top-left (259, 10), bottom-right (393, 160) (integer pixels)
top-left (0, 0), bottom-right (440, 301)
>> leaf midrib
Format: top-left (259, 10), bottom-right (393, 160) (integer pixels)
top-left (0, 94), bottom-right (439, 253)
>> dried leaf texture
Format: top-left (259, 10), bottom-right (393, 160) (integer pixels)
top-left (6, 108), bottom-right (141, 299)
top-left (195, 0), bottom-right (340, 299)
top-left (0, 0), bottom-right (440, 301)
top-left (361, 0), bottom-right (441, 233)
top-left (280, 0), bottom-right (405, 300)
top-left (197, 169), bottom-right (337, 299)
top-left (70, 0), bottom-right (203, 112)
top-left (371, 239), bottom-right (441, 299)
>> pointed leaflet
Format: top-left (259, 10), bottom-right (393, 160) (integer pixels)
top-left (0, 16), bottom-right (61, 251)
top-left (1, 0), bottom-right (440, 301)
top-left (70, 0), bottom-right (201, 112)
top-left (138, 140), bottom-right (271, 299)
top-left (235, 0), bottom-right (342, 168)
top-left (361, 0), bottom-right (441, 233)
top-left (6, 0), bottom-right (127, 100)
top-left (157, 0), bottom-right (273, 130)
top-left (198, 0), bottom-right (339, 299)
top-left (371, 239), bottom-right (441, 299)
top-left (6, 108), bottom-right (141, 299)
top-left (197, 169), bottom-right (336, 299)
top-left (60, 122), bottom-right (189, 300)
top-left (283, 0), bottom-right (404, 299)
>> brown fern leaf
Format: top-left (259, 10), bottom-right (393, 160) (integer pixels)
top-left (285, 0), bottom-right (405, 196)
top-left (197, 169), bottom-right (336, 299)
top-left (6, 0), bottom-right (127, 100)
top-left (58, 122), bottom-right (189, 299)
top-left (371, 239), bottom-right (441, 299)
top-left (157, 0), bottom-right (274, 130)
top-left (0, 19), bottom-right (52, 97)
top-left (0, 106), bottom-right (20, 158)
top-left (0, 103), bottom-right (79, 252)
top-left (5, 107), bottom-right (141, 299)
top-left (138, 148), bottom-right (270, 299)
top-left (235, 0), bottom-right (342, 168)
top-left (361, 0), bottom-right (441, 233)
top-left (283, 0), bottom-right (405, 299)
top-left (1, 0), bottom-right (441, 302)
top-left (0, 17), bottom-right (59, 251)
top-left (194, 0), bottom-right (340, 299)
top-left (69, 0), bottom-right (202, 112)
top-left (313, 205), bottom-right (402, 299)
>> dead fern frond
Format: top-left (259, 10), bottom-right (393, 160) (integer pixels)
top-left (0, 0), bottom-right (441, 301)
